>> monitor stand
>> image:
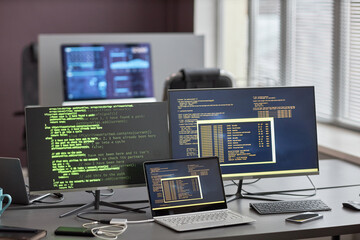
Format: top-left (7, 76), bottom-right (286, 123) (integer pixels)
top-left (226, 179), bottom-right (281, 202)
top-left (59, 190), bottom-right (145, 218)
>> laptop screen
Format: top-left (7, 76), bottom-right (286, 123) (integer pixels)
top-left (144, 157), bottom-right (227, 217)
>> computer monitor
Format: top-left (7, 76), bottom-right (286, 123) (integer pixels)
top-left (168, 87), bottom-right (319, 200)
top-left (25, 102), bottom-right (170, 214)
top-left (61, 43), bottom-right (155, 105)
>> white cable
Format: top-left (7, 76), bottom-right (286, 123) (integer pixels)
top-left (122, 219), bottom-right (154, 224)
top-left (83, 221), bottom-right (99, 228)
top-left (91, 224), bottom-right (127, 240)
top-left (83, 221), bottom-right (127, 240)
top-left (82, 218), bottom-right (153, 239)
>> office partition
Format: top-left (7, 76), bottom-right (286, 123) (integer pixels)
top-left (38, 33), bottom-right (204, 106)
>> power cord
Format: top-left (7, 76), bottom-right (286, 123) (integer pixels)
top-left (80, 213), bottom-right (154, 239)
top-left (76, 206), bottom-right (149, 222)
top-left (242, 176), bottom-right (318, 198)
top-left (25, 184), bottom-right (65, 204)
top-left (243, 178), bottom-right (262, 185)
top-left (224, 179), bottom-right (261, 188)
top-left (32, 193), bottom-right (65, 204)
top-left (86, 189), bottom-right (115, 197)
top-left (83, 220), bottom-right (128, 240)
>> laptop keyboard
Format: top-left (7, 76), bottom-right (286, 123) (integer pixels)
top-left (250, 199), bottom-right (331, 215)
top-left (161, 210), bottom-right (243, 226)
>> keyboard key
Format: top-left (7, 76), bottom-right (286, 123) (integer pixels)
top-left (161, 210), bottom-right (242, 226)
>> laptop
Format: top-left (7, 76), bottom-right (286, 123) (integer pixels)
top-left (0, 157), bottom-right (50, 205)
top-left (144, 157), bottom-right (255, 232)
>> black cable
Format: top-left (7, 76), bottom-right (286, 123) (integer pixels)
top-left (236, 179), bottom-right (262, 185)
top-left (243, 178), bottom-right (261, 185)
top-left (86, 189), bottom-right (115, 197)
top-left (224, 179), bottom-right (261, 188)
top-left (76, 206), bottom-right (149, 223)
top-left (242, 176), bottom-right (317, 198)
top-left (32, 193), bottom-right (65, 204)
top-left (77, 211), bottom-right (114, 223)
top-left (100, 189), bottom-right (115, 196)
top-left (25, 185), bottom-right (64, 204)
top-left (224, 182), bottom-right (237, 188)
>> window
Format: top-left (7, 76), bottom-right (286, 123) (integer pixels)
top-left (340, 0), bottom-right (360, 127)
top-left (195, 0), bottom-right (360, 130)
top-left (249, 0), bottom-right (336, 119)
top-left (248, 0), bottom-right (281, 87)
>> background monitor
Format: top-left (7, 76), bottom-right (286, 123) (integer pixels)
top-left (25, 102), bottom-right (170, 194)
top-left (38, 33), bottom-right (204, 105)
top-left (168, 86), bottom-right (319, 180)
top-left (61, 43), bottom-right (154, 105)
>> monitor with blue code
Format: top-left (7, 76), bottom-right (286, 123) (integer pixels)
top-left (61, 43), bottom-right (154, 104)
top-left (168, 86), bottom-right (319, 179)
top-left (25, 102), bottom-right (170, 193)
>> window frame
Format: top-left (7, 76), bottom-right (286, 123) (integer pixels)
top-left (195, 0), bottom-right (360, 132)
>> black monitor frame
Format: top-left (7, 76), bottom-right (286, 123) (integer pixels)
top-left (25, 102), bottom-right (170, 216)
top-left (26, 102), bottom-right (170, 194)
top-left (168, 86), bottom-right (319, 201)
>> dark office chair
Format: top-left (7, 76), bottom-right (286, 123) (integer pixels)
top-left (162, 68), bottom-right (233, 100)
top-left (14, 42), bottom-right (39, 151)
top-left (21, 42), bottom-right (39, 107)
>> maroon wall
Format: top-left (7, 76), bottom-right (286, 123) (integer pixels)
top-left (0, 0), bottom-right (193, 165)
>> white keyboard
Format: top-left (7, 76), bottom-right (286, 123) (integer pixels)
top-left (160, 209), bottom-right (243, 226)
top-left (155, 209), bottom-right (255, 232)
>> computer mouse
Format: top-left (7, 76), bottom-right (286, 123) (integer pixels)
top-left (342, 201), bottom-right (360, 211)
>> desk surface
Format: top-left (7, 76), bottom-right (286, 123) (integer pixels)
top-left (2, 159), bottom-right (360, 240)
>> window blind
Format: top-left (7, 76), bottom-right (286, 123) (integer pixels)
top-left (226, 0), bottom-right (360, 130)
top-left (249, 0), bottom-right (281, 87)
top-left (339, 0), bottom-right (360, 127)
top-left (290, 0), bottom-right (335, 119)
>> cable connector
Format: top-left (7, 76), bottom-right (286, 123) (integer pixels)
top-left (99, 219), bottom-right (111, 224)
top-left (110, 218), bottom-right (127, 225)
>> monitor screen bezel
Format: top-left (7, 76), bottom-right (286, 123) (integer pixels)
top-left (25, 102), bottom-right (170, 194)
top-left (144, 157), bottom-right (228, 217)
top-left (167, 86), bottom-right (320, 181)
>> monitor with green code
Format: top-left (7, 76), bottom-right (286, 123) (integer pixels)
top-left (25, 102), bottom-right (170, 193)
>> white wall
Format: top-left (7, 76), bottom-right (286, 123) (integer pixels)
top-left (194, 0), bottom-right (218, 68)
top-left (194, 0), bottom-right (249, 86)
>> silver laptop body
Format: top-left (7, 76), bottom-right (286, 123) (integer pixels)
top-left (144, 157), bottom-right (255, 232)
top-left (154, 208), bottom-right (255, 232)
